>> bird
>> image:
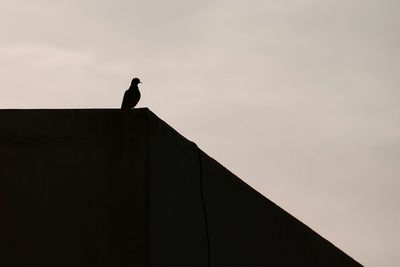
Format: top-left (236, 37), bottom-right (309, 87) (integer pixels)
top-left (121, 78), bottom-right (142, 110)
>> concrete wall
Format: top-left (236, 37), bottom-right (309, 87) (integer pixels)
top-left (0, 109), bottom-right (362, 266)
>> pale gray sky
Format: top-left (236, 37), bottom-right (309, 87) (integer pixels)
top-left (1, 0), bottom-right (399, 265)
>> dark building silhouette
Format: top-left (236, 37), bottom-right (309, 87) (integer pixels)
top-left (0, 109), bottom-right (362, 266)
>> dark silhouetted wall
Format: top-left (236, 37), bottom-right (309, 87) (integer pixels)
top-left (0, 109), bottom-right (362, 267)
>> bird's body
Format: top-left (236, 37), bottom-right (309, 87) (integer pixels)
top-left (121, 78), bottom-right (142, 110)
top-left (121, 88), bottom-right (140, 109)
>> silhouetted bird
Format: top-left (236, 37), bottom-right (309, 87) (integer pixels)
top-left (121, 78), bottom-right (142, 110)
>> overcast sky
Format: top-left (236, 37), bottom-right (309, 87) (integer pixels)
top-left (1, 0), bottom-right (399, 265)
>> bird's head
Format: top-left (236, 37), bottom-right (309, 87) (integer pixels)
top-left (131, 78), bottom-right (142, 85)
